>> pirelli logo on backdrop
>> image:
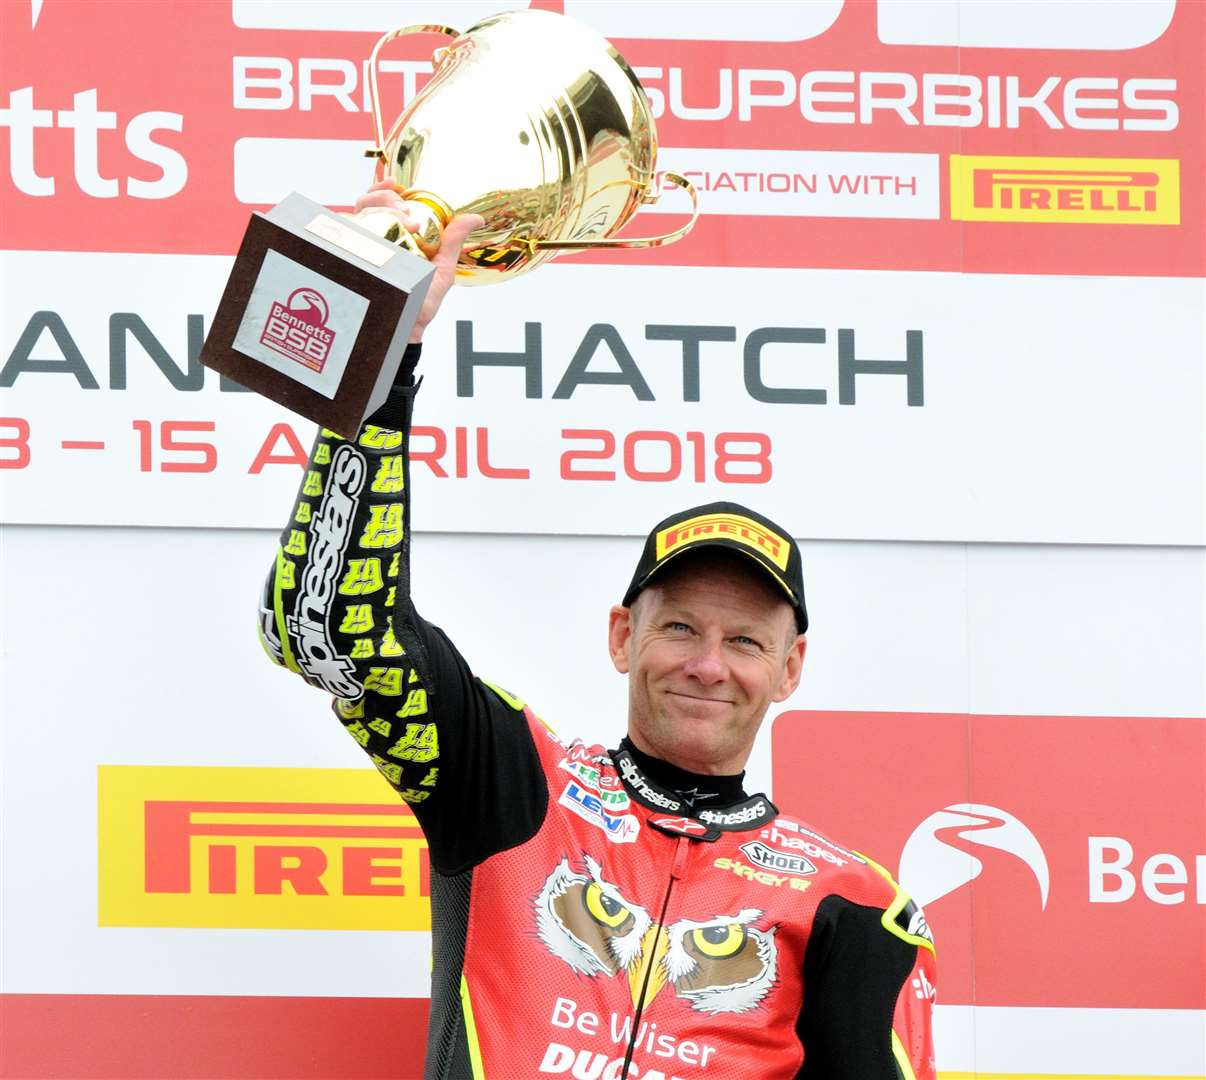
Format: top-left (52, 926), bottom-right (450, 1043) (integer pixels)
top-left (950, 155), bottom-right (1180, 225)
top-left (656, 513), bottom-right (790, 571)
top-left (98, 766), bottom-right (430, 930)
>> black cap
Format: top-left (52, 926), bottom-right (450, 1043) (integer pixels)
top-left (623, 501), bottom-right (808, 633)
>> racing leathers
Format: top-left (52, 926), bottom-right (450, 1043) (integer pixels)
top-left (259, 349), bottom-right (937, 1080)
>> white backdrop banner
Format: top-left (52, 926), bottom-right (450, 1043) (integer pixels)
top-left (3, 253), bottom-right (1203, 543)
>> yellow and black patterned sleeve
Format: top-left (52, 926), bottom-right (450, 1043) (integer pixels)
top-left (258, 352), bottom-right (547, 871)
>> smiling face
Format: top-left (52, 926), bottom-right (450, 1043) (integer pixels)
top-left (608, 550), bottom-right (806, 775)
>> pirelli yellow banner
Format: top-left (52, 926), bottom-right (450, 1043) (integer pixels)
top-left (98, 766), bottom-right (430, 930)
top-left (950, 155), bottom-right (1180, 225)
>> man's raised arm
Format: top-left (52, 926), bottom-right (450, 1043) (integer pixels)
top-left (256, 203), bottom-right (549, 874)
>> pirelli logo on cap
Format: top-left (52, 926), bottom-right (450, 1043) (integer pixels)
top-left (656, 513), bottom-right (791, 572)
top-left (98, 766), bottom-right (430, 931)
top-left (950, 155), bottom-right (1179, 225)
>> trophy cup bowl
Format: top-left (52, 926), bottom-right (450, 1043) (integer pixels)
top-left (360, 8), bottom-right (698, 281)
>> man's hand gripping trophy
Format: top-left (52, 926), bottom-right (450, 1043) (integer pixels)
top-left (354, 181), bottom-right (485, 345)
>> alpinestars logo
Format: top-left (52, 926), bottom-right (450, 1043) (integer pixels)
top-left (899, 803), bottom-right (1050, 909)
top-left (698, 800), bottom-right (769, 827)
top-left (286, 443), bottom-right (366, 699)
top-left (617, 755), bottom-right (682, 811)
top-left (650, 816), bottom-right (710, 837)
top-left (260, 287), bottom-right (336, 373)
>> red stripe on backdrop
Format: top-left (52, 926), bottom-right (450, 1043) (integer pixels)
top-left (0, 995), bottom-right (429, 1080)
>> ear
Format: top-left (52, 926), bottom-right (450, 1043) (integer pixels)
top-left (772, 634), bottom-right (807, 703)
top-left (608, 604), bottom-right (634, 674)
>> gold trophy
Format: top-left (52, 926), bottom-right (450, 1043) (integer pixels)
top-left (201, 9), bottom-right (698, 436)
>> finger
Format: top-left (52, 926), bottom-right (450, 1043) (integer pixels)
top-left (355, 189), bottom-right (407, 212)
top-left (433, 213), bottom-right (485, 265)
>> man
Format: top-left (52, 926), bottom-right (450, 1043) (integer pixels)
top-left (259, 193), bottom-right (936, 1079)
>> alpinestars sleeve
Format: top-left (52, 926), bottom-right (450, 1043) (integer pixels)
top-left (257, 362), bottom-right (547, 875)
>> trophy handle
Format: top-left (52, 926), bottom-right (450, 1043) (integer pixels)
top-left (518, 173), bottom-right (700, 252)
top-left (364, 23), bottom-right (462, 163)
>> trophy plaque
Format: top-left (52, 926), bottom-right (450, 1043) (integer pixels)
top-left (201, 9), bottom-right (699, 437)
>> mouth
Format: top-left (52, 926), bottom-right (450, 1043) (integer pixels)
top-left (665, 691), bottom-right (735, 708)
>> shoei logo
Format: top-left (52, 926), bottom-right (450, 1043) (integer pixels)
top-left (656, 514), bottom-right (790, 571)
top-left (740, 840), bottom-right (816, 877)
top-left (260, 287), bottom-right (337, 373)
top-left (98, 765), bottom-right (431, 930)
top-left (899, 803), bottom-right (1050, 910)
top-left (950, 155), bottom-right (1180, 225)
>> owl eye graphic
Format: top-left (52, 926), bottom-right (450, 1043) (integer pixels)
top-left (535, 856), bottom-right (653, 978)
top-left (663, 910), bottom-right (779, 1014)
top-left (584, 881), bottom-right (632, 929)
top-left (534, 859), bottom-right (778, 1014)
top-left (691, 922), bottom-right (747, 957)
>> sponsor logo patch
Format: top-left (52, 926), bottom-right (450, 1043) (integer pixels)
top-left (760, 820), bottom-right (863, 866)
top-left (650, 815), bottom-right (716, 840)
top-left (698, 799), bottom-right (770, 828)
top-left (557, 758), bottom-right (631, 810)
top-left (558, 780), bottom-right (639, 844)
top-left (562, 743), bottom-right (610, 767)
top-left (713, 856), bottom-right (813, 892)
top-left (617, 755), bottom-right (682, 812)
top-left (739, 840), bottom-right (817, 877)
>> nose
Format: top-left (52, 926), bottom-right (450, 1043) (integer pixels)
top-left (681, 635), bottom-right (728, 685)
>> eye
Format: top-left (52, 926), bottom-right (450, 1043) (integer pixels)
top-left (666, 621), bottom-right (692, 633)
top-left (730, 634), bottom-right (766, 651)
top-left (584, 882), bottom-right (631, 928)
top-left (691, 923), bottom-right (747, 959)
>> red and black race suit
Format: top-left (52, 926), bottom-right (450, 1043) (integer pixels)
top-left (260, 357), bottom-right (937, 1080)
